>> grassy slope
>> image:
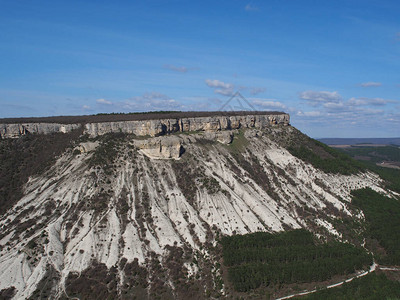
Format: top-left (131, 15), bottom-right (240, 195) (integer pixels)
top-left (266, 127), bottom-right (365, 175)
top-left (275, 128), bottom-right (400, 192)
top-left (338, 146), bottom-right (400, 193)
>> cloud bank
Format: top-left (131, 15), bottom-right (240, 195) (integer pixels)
top-left (251, 98), bottom-right (286, 110)
top-left (205, 79), bottom-right (235, 96)
top-left (245, 4), bottom-right (259, 11)
top-left (163, 64), bottom-right (189, 73)
top-left (299, 90), bottom-right (342, 103)
top-left (295, 89), bottom-right (399, 135)
top-left (360, 82), bottom-right (381, 87)
top-left (95, 92), bottom-right (185, 112)
top-left (96, 98), bottom-right (113, 105)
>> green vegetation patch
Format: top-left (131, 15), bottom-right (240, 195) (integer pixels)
top-left (287, 140), bottom-right (364, 175)
top-left (338, 146), bottom-right (400, 193)
top-left (266, 127), bottom-right (364, 175)
top-left (226, 129), bottom-right (249, 153)
top-left (171, 157), bottom-right (200, 204)
top-left (171, 155), bottom-right (223, 205)
top-left (88, 132), bottom-right (127, 174)
top-left (369, 166), bottom-right (400, 194)
top-left (29, 265), bottom-right (59, 299)
top-left (0, 286), bottom-right (16, 299)
top-left (300, 273), bottom-right (400, 300)
top-left (0, 129), bottom-right (82, 215)
top-left (199, 176), bottom-right (222, 194)
top-left (352, 188), bottom-right (400, 265)
top-left (221, 229), bottom-right (372, 292)
top-left (95, 110), bottom-right (181, 116)
top-left (64, 262), bottom-right (118, 300)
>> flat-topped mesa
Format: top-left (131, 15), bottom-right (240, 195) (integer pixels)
top-left (0, 123), bottom-right (81, 139)
top-left (0, 112), bottom-right (289, 139)
top-left (84, 113), bottom-right (290, 137)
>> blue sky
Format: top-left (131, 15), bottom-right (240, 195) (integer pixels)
top-left (0, 0), bottom-right (399, 138)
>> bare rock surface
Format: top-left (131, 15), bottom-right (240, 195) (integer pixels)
top-left (0, 123), bottom-right (81, 139)
top-left (75, 141), bottom-right (99, 153)
top-left (135, 136), bottom-right (183, 159)
top-left (84, 113), bottom-right (290, 137)
top-left (0, 113), bottom-right (289, 140)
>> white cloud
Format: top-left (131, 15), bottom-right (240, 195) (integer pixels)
top-left (295, 88), bottom-right (400, 135)
top-left (348, 98), bottom-right (368, 106)
top-left (348, 97), bottom-right (392, 106)
top-left (360, 108), bottom-right (384, 115)
top-left (252, 98), bottom-right (286, 110)
top-left (82, 105), bottom-right (91, 110)
top-left (215, 88), bottom-right (235, 96)
top-left (297, 111), bottom-right (321, 117)
top-left (250, 87), bottom-right (266, 95)
top-left (163, 64), bottom-right (188, 73)
top-left (245, 4), bottom-right (259, 11)
top-left (299, 90), bottom-right (342, 103)
top-left (205, 79), bottom-right (232, 89)
top-left (205, 79), bottom-right (235, 96)
top-left (123, 92), bottom-right (183, 111)
top-left (94, 92), bottom-right (187, 112)
top-left (96, 98), bottom-right (113, 105)
top-left (360, 82), bottom-right (381, 87)
top-left (323, 102), bottom-right (346, 111)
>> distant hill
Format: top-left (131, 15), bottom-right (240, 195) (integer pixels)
top-left (318, 138), bottom-right (400, 146)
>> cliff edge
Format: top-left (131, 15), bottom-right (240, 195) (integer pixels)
top-left (0, 112), bottom-right (290, 139)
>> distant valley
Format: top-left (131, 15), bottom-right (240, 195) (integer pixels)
top-left (317, 137), bottom-right (400, 146)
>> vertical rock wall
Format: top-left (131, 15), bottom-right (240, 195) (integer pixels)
top-left (0, 113), bottom-right (290, 139)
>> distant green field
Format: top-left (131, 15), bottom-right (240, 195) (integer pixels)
top-left (340, 145), bottom-right (400, 163)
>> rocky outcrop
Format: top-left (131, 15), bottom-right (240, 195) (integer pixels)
top-left (133, 130), bottom-right (234, 159)
top-left (135, 136), bottom-right (184, 159)
top-left (0, 123), bottom-right (81, 139)
top-left (75, 141), bottom-right (99, 153)
top-left (84, 113), bottom-right (290, 137)
top-left (203, 131), bottom-right (233, 144)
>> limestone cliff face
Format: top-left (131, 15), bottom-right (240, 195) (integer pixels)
top-left (0, 123), bottom-right (81, 139)
top-left (0, 113), bottom-right (289, 139)
top-left (84, 113), bottom-right (290, 137)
